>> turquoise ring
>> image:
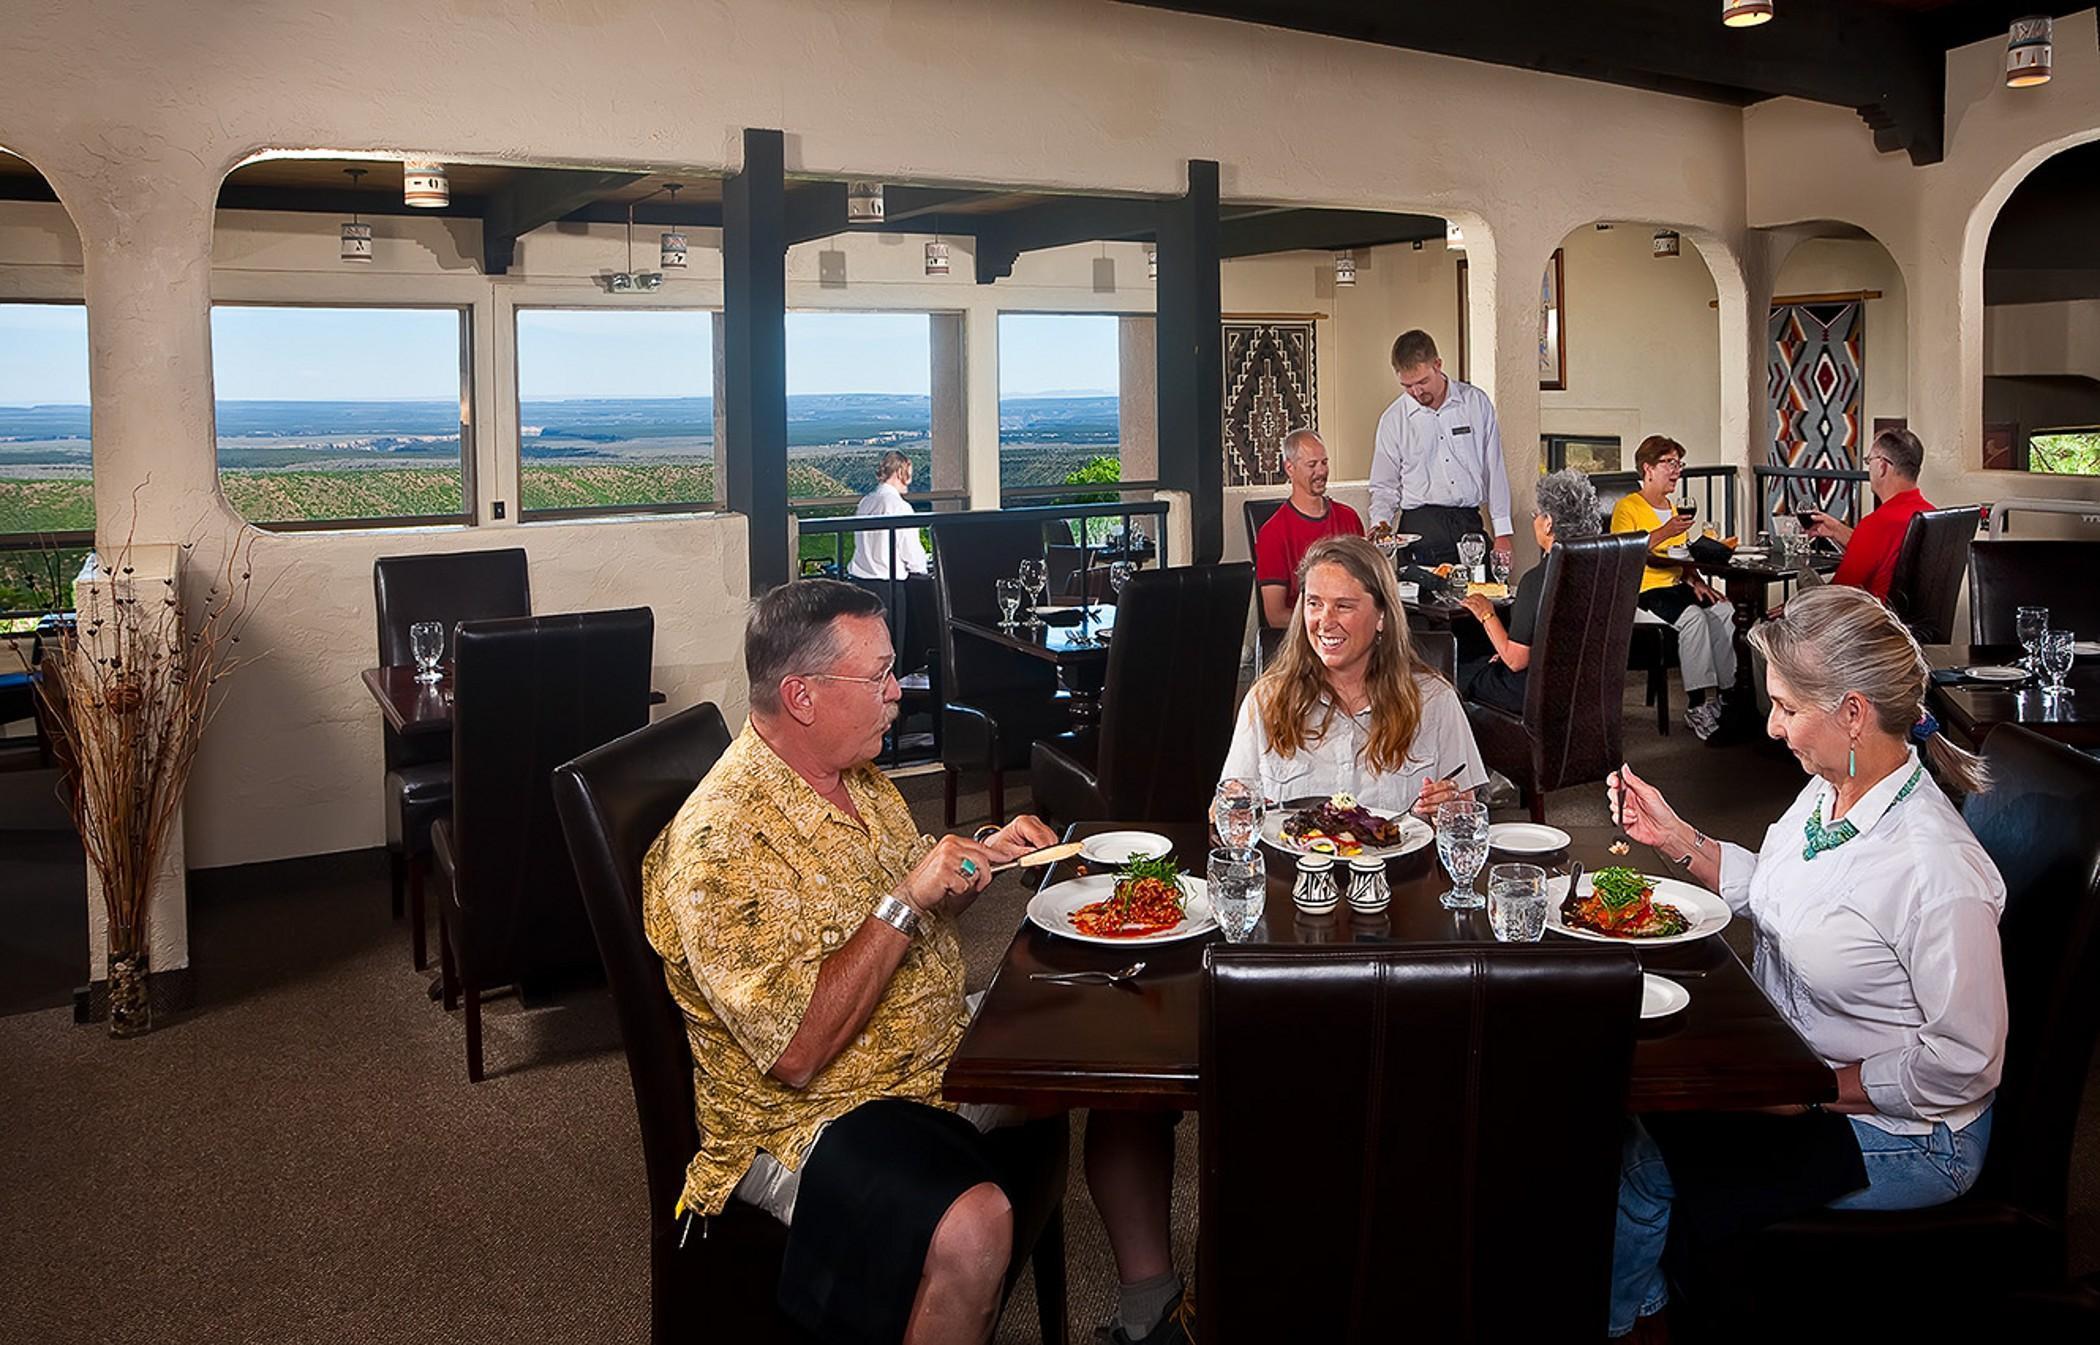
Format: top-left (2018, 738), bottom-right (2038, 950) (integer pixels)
top-left (959, 857), bottom-right (979, 879)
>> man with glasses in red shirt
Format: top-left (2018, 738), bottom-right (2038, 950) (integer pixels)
top-left (1805, 427), bottom-right (1933, 602)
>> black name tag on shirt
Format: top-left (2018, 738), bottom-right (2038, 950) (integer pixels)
top-left (1450, 426), bottom-right (1473, 436)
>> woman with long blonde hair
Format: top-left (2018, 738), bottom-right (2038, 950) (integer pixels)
top-left (1218, 534), bottom-right (1486, 816)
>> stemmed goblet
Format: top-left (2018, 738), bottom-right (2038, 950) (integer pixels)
top-left (1018, 558), bottom-right (1048, 630)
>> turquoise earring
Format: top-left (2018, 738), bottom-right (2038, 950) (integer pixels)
top-left (1848, 744), bottom-right (1857, 778)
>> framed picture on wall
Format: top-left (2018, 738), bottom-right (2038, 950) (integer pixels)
top-left (1540, 248), bottom-right (1566, 391)
top-left (1455, 258), bottom-right (1470, 383)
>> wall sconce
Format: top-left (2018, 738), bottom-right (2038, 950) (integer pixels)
top-left (339, 167), bottom-right (372, 263)
top-left (2005, 16), bottom-right (2052, 88)
top-left (1721, 0), bottom-right (1772, 28)
top-left (1652, 230), bottom-right (1682, 258)
top-left (846, 181), bottom-right (885, 223)
top-left (1334, 251), bottom-right (1357, 287)
top-left (659, 183), bottom-right (687, 270)
top-left (402, 160), bottom-right (449, 208)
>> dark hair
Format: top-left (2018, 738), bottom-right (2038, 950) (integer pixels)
top-left (1871, 427), bottom-right (1924, 481)
top-left (745, 579), bottom-right (885, 714)
top-left (1633, 434), bottom-right (1686, 473)
top-left (1390, 330), bottom-right (1439, 371)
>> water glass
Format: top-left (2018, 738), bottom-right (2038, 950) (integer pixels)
top-left (1208, 846), bottom-right (1266, 943)
top-left (1018, 558), bottom-right (1048, 628)
top-left (1212, 777), bottom-right (1265, 849)
top-left (409, 621), bottom-right (445, 684)
top-left (2039, 629), bottom-right (2077, 699)
top-left (1435, 800), bottom-right (1489, 911)
top-left (2016, 606), bottom-right (2050, 673)
top-left (995, 578), bottom-right (1023, 630)
top-left (1487, 863), bottom-right (1549, 942)
top-left (1457, 532), bottom-right (1488, 582)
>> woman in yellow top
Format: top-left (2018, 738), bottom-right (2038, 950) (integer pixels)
top-left (1610, 435), bottom-right (1737, 740)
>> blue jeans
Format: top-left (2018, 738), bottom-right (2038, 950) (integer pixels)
top-left (1608, 1107), bottom-right (1993, 1336)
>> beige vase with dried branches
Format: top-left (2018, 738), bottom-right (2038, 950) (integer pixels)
top-left (30, 534), bottom-right (257, 1037)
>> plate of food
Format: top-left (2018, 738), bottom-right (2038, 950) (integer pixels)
top-left (1371, 531), bottom-right (1424, 556)
top-left (1079, 830), bottom-right (1173, 866)
top-left (1261, 792), bottom-right (1432, 860)
top-left (1543, 866), bottom-right (1730, 946)
top-left (1027, 856), bottom-right (1215, 945)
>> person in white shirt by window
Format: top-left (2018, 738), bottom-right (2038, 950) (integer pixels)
top-left (848, 451), bottom-right (930, 580)
top-left (1366, 330), bottom-right (1513, 570)
top-left (1601, 585), bottom-right (2004, 1339)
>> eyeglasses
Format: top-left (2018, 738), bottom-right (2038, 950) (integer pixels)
top-left (803, 659), bottom-right (897, 694)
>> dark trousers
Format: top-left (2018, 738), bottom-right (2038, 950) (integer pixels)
top-left (1402, 504), bottom-right (1490, 566)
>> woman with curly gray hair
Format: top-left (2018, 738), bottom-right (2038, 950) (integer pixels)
top-left (1457, 468), bottom-right (1600, 713)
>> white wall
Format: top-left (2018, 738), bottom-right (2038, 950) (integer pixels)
top-left (1985, 299), bottom-right (2100, 378)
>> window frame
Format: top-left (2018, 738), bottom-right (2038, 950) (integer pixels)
top-left (2022, 425), bottom-right (2100, 478)
top-left (0, 297), bottom-right (96, 552)
top-left (993, 308), bottom-right (1157, 503)
top-left (208, 300), bottom-right (477, 532)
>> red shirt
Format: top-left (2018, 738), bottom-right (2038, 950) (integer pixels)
top-left (1833, 487), bottom-right (1933, 600)
top-left (1255, 498), bottom-right (1365, 601)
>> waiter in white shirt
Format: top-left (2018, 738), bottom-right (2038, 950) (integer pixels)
top-left (1367, 330), bottom-right (1513, 569)
top-left (846, 450), bottom-right (936, 672)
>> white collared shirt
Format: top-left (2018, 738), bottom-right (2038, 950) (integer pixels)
top-left (1217, 672), bottom-right (1488, 815)
top-left (1714, 749), bottom-right (2007, 1135)
top-left (1367, 378), bottom-right (1512, 536)
top-left (846, 481), bottom-right (930, 579)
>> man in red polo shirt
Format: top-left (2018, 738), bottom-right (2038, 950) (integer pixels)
top-left (1806, 427), bottom-right (1932, 601)
top-left (1255, 428), bottom-right (1364, 628)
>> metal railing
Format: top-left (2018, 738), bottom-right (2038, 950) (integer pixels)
top-left (0, 531), bottom-right (91, 628)
top-left (1753, 464), bottom-right (1869, 532)
top-left (1582, 465), bottom-right (1738, 538)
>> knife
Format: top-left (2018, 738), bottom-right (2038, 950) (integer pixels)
top-left (987, 840), bottom-right (1086, 875)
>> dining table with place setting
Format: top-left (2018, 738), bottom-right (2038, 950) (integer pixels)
top-left (1925, 631), bottom-right (2099, 750)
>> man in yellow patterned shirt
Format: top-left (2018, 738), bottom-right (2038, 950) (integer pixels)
top-left (642, 579), bottom-right (1061, 1345)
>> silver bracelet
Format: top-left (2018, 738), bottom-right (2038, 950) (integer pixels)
top-left (1674, 830), bottom-right (1710, 870)
top-left (871, 894), bottom-right (921, 940)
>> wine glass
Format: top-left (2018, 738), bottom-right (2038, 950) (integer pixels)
top-left (2039, 629), bottom-right (2076, 699)
top-left (1490, 548), bottom-right (1513, 588)
top-left (2016, 606), bottom-right (2049, 674)
top-left (409, 621), bottom-right (444, 684)
top-left (1018, 558), bottom-right (1048, 629)
top-left (1457, 532), bottom-right (1488, 582)
top-left (1487, 863), bottom-right (1549, 942)
top-left (1207, 846), bottom-right (1266, 943)
top-left (1107, 560), bottom-right (1136, 601)
top-left (1212, 777), bottom-right (1265, 849)
top-left (995, 579), bottom-right (1023, 631)
top-left (1435, 800), bottom-right (1489, 911)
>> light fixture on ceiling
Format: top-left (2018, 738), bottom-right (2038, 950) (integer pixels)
top-left (1334, 251), bottom-right (1357, 287)
top-left (1595, 222), bottom-right (1614, 231)
top-left (2005, 16), bottom-right (2053, 88)
top-left (846, 180), bottom-right (885, 224)
top-left (606, 200), bottom-right (664, 293)
top-left (402, 159), bottom-right (449, 208)
top-left (1411, 239), bottom-right (1424, 251)
top-left (1445, 221), bottom-right (1465, 252)
top-left (1147, 248), bottom-right (1157, 281)
top-left (340, 168), bottom-right (372, 263)
top-left (1652, 229), bottom-right (1682, 258)
top-left (925, 236), bottom-right (950, 276)
top-left (1721, 0), bottom-right (1773, 29)
top-left (658, 183), bottom-right (688, 270)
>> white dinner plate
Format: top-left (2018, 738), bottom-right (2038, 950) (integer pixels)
top-left (1542, 872), bottom-right (1732, 947)
top-left (1641, 973), bottom-right (1691, 1020)
top-left (1027, 874), bottom-right (1216, 945)
top-left (1962, 665), bottom-right (2028, 682)
top-left (1260, 804), bottom-right (1432, 861)
top-left (2074, 641), bottom-right (2100, 657)
top-left (1079, 830), bottom-right (1173, 866)
top-left (1399, 582), bottom-right (1421, 603)
top-left (1488, 822), bottom-right (1572, 854)
top-left (1663, 546), bottom-right (1692, 560)
top-left (1373, 532), bottom-right (1425, 553)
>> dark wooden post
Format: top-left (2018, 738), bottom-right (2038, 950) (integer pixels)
top-left (1155, 159), bottom-right (1223, 564)
top-left (723, 128), bottom-right (791, 591)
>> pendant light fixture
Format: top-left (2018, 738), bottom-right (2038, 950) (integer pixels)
top-left (1146, 248), bottom-right (1157, 281)
top-left (402, 159), bottom-right (449, 208)
top-left (1721, 0), bottom-right (1773, 28)
top-left (1445, 221), bottom-right (1466, 252)
top-left (339, 168), bottom-right (373, 263)
top-left (925, 232), bottom-right (950, 276)
top-left (846, 180), bottom-right (885, 224)
top-left (2005, 16), bottom-right (2053, 88)
top-left (608, 201), bottom-right (663, 292)
top-left (658, 183), bottom-right (688, 270)
top-left (1334, 251), bottom-right (1357, 287)
top-left (1652, 230), bottom-right (1682, 258)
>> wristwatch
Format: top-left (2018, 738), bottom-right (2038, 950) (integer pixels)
top-left (871, 893), bottom-right (922, 940)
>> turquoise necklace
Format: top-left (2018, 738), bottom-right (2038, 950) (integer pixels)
top-left (1802, 763), bottom-right (1923, 861)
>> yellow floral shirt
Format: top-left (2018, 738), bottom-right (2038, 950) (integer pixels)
top-left (640, 723), bottom-right (967, 1216)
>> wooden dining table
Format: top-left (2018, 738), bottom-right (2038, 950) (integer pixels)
top-left (946, 821), bottom-right (1835, 1114)
top-left (948, 605), bottom-right (1115, 723)
top-left (1926, 643), bottom-right (2100, 749)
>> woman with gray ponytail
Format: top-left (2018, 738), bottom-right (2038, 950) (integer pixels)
top-left (1600, 585), bottom-right (2006, 1339)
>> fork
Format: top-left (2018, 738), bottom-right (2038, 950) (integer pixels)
top-left (1030, 961), bottom-right (1146, 986)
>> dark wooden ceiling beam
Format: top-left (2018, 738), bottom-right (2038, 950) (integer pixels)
top-left (482, 169), bottom-right (645, 274)
top-left (213, 185), bottom-right (488, 218)
top-left (880, 186), bottom-right (993, 222)
top-left (557, 200), bottom-right (724, 227)
top-left (782, 182), bottom-right (849, 247)
top-left (1218, 208), bottom-right (1445, 258)
top-left (971, 196), bottom-right (1164, 282)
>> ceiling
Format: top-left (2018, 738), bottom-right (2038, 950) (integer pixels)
top-left (1115, 1), bottom-right (2094, 165)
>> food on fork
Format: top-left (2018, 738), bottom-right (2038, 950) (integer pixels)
top-left (1071, 856), bottom-right (1187, 938)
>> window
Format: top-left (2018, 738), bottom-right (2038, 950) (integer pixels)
top-left (516, 308), bottom-right (717, 517)
top-left (997, 314), bottom-right (1123, 493)
top-left (210, 306), bottom-right (469, 527)
top-left (2026, 430), bottom-right (2100, 477)
top-left (0, 302), bottom-right (92, 616)
top-left (785, 312), bottom-right (943, 503)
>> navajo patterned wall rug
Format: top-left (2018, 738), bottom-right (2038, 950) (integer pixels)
top-left (1767, 301), bottom-right (1866, 523)
top-left (1222, 320), bottom-right (1317, 487)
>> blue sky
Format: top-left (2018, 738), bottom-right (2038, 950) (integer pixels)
top-left (0, 303), bottom-right (1121, 403)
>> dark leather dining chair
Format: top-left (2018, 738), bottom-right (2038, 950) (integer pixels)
top-left (1967, 540), bottom-right (2100, 647)
top-left (1673, 725), bottom-right (2100, 1338)
top-left (1465, 533), bottom-right (1648, 821)
top-left (552, 703), bottom-right (1071, 1345)
top-left (372, 547), bottom-right (531, 970)
top-left (1884, 506), bottom-right (1978, 646)
top-left (431, 607), bottom-right (653, 1082)
top-left (1031, 563), bottom-right (1254, 826)
top-left (1201, 943), bottom-right (1642, 1343)
top-left (930, 516), bottom-right (1072, 827)
top-left (1244, 497), bottom-right (1288, 670)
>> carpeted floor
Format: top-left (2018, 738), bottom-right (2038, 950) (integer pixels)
top-left (2, 678), bottom-right (2095, 1343)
